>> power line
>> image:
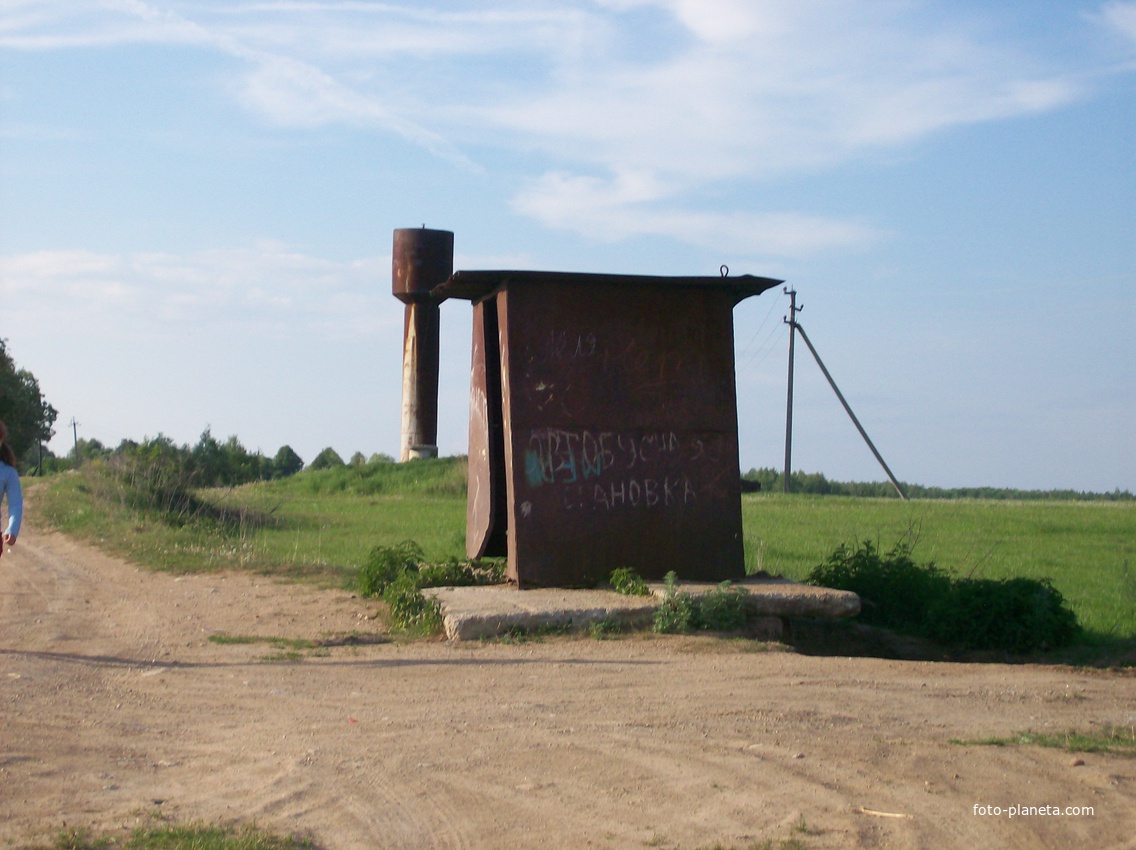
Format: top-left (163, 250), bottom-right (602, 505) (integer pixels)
top-left (737, 292), bottom-right (781, 362)
top-left (738, 317), bottom-right (787, 374)
top-left (783, 290), bottom-right (908, 501)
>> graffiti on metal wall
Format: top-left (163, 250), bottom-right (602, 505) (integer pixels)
top-left (521, 427), bottom-right (724, 513)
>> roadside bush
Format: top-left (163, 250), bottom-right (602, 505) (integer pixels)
top-left (357, 540), bottom-right (503, 633)
top-left (610, 567), bottom-right (650, 596)
top-left (652, 572), bottom-right (748, 633)
top-left (805, 540), bottom-right (1082, 653)
top-left (806, 541), bottom-right (949, 634)
top-left (357, 541), bottom-right (424, 597)
top-left (926, 576), bottom-right (1081, 652)
top-left (653, 572), bottom-right (696, 633)
top-left (383, 571), bottom-right (443, 634)
top-left (693, 580), bottom-right (747, 631)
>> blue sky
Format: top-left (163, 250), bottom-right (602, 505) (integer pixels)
top-left (1, 0), bottom-right (1133, 491)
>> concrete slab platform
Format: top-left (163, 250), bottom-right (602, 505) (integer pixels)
top-left (425, 578), bottom-right (859, 642)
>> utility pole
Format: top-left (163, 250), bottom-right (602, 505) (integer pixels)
top-left (70, 417), bottom-right (79, 461)
top-left (782, 287), bottom-right (801, 493)
top-left (780, 289), bottom-right (908, 501)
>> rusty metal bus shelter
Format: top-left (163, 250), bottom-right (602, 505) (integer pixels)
top-left (434, 268), bottom-right (781, 588)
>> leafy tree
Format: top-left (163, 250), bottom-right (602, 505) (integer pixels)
top-left (191, 428), bottom-right (227, 484)
top-left (272, 445), bottom-right (304, 478)
top-left (308, 447), bottom-right (345, 470)
top-left (0, 338), bottom-right (58, 466)
top-left (349, 451), bottom-right (367, 467)
top-left (189, 429), bottom-right (272, 486)
top-left (74, 438), bottom-right (112, 463)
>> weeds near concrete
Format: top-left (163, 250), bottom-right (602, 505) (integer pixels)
top-left (695, 581), bottom-right (747, 631)
top-left (356, 541), bottom-right (503, 635)
top-left (653, 572), bottom-right (696, 633)
top-left (652, 573), bottom-right (748, 634)
top-left (609, 567), bottom-right (650, 596)
top-left (587, 618), bottom-right (627, 638)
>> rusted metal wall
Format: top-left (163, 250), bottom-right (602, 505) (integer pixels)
top-left (444, 270), bottom-right (780, 588)
top-left (466, 297), bottom-right (508, 558)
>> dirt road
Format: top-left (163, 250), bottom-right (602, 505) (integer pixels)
top-left (2, 520), bottom-right (1135, 849)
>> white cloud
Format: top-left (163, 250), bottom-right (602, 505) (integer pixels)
top-left (235, 52), bottom-right (477, 167)
top-left (512, 170), bottom-right (884, 255)
top-left (0, 244), bottom-right (389, 340)
top-left (1099, 0), bottom-right (1136, 42)
top-left (0, 0), bottom-right (211, 49)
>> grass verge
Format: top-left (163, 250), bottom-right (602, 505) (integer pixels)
top-left (33, 820), bottom-right (318, 850)
top-left (951, 724), bottom-right (1136, 756)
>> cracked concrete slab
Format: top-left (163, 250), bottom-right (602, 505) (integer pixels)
top-left (425, 578), bottom-right (859, 641)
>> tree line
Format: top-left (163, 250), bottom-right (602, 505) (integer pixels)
top-left (4, 338), bottom-right (1131, 499)
top-left (3, 337), bottom-right (392, 483)
top-left (742, 467), bottom-right (1133, 501)
top-left (52, 432), bottom-right (397, 487)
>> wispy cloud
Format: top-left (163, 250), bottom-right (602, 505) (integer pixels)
top-left (511, 170), bottom-right (884, 256)
top-left (0, 0), bottom-right (1123, 253)
top-left (0, 244), bottom-right (389, 340)
top-left (1098, 0), bottom-right (1136, 42)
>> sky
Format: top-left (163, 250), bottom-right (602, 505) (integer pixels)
top-left (1, 0), bottom-right (1133, 492)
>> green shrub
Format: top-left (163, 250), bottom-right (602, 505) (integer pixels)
top-left (610, 567), bottom-right (650, 596)
top-left (358, 540), bottom-right (501, 634)
top-left (653, 571), bottom-right (696, 633)
top-left (693, 581), bottom-right (747, 631)
top-left (805, 540), bottom-right (950, 633)
top-left (926, 576), bottom-right (1081, 652)
top-left (382, 571), bottom-right (443, 634)
top-left (805, 539), bottom-right (1082, 653)
top-left (653, 574), bottom-right (751, 634)
top-left (358, 540), bottom-right (423, 597)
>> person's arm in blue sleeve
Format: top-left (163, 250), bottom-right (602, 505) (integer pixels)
top-left (2, 465), bottom-right (21, 542)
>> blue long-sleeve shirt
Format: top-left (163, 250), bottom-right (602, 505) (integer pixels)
top-left (1, 461), bottom-right (21, 538)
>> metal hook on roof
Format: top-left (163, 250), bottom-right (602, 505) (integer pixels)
top-left (720, 264), bottom-right (729, 278)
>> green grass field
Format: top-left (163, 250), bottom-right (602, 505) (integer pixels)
top-left (741, 494), bottom-right (1136, 638)
top-left (33, 457), bottom-right (1136, 640)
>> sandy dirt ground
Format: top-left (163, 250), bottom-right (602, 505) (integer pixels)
top-left (2, 515), bottom-right (1136, 850)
